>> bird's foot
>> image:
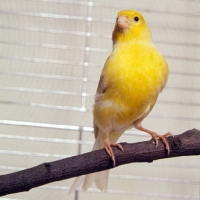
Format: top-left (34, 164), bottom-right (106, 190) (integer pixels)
top-left (105, 139), bottom-right (123, 167)
top-left (138, 126), bottom-right (173, 154)
top-left (104, 127), bottom-right (124, 167)
top-left (151, 132), bottom-right (173, 154)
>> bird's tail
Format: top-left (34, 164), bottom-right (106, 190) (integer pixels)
top-left (68, 135), bottom-right (109, 194)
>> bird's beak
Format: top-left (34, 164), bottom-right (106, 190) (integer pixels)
top-left (117, 15), bottom-right (130, 29)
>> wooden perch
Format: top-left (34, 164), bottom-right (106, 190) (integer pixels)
top-left (0, 129), bottom-right (200, 196)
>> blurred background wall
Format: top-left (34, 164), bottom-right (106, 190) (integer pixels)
top-left (0, 0), bottom-right (200, 199)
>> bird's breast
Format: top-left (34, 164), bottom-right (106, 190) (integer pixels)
top-left (93, 42), bottom-right (168, 131)
top-left (105, 43), bottom-right (168, 101)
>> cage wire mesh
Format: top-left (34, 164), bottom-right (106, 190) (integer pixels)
top-left (0, 0), bottom-right (200, 199)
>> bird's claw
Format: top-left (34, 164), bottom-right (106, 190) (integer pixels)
top-left (112, 143), bottom-right (124, 152)
top-left (151, 132), bottom-right (173, 155)
top-left (105, 139), bottom-right (124, 167)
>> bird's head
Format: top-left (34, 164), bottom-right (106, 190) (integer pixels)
top-left (112, 10), bottom-right (151, 45)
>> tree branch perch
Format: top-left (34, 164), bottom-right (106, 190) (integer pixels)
top-left (0, 129), bottom-right (200, 196)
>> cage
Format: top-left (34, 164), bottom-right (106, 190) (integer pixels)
top-left (0, 0), bottom-right (200, 200)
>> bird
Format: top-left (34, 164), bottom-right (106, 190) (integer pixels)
top-left (69, 9), bottom-right (172, 194)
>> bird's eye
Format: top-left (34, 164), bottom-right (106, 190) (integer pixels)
top-left (134, 16), bottom-right (139, 22)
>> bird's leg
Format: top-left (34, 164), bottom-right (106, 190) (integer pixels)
top-left (104, 127), bottom-right (124, 167)
top-left (137, 126), bottom-right (173, 154)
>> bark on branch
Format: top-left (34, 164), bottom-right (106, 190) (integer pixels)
top-left (0, 129), bottom-right (200, 196)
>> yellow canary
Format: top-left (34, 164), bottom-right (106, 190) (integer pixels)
top-left (69, 10), bottom-right (172, 194)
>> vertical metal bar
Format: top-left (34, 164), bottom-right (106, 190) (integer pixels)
top-left (74, 189), bottom-right (79, 200)
top-left (75, 0), bottom-right (93, 193)
top-left (78, 126), bottom-right (83, 155)
top-left (74, 126), bottom-right (83, 200)
top-left (81, 0), bottom-right (93, 109)
top-left (199, 173), bottom-right (200, 200)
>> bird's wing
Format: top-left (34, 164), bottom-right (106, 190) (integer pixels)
top-left (96, 74), bottom-right (107, 95)
top-left (93, 74), bottom-right (107, 139)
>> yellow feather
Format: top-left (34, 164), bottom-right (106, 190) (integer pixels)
top-left (69, 10), bottom-right (169, 194)
top-left (94, 10), bottom-right (168, 134)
